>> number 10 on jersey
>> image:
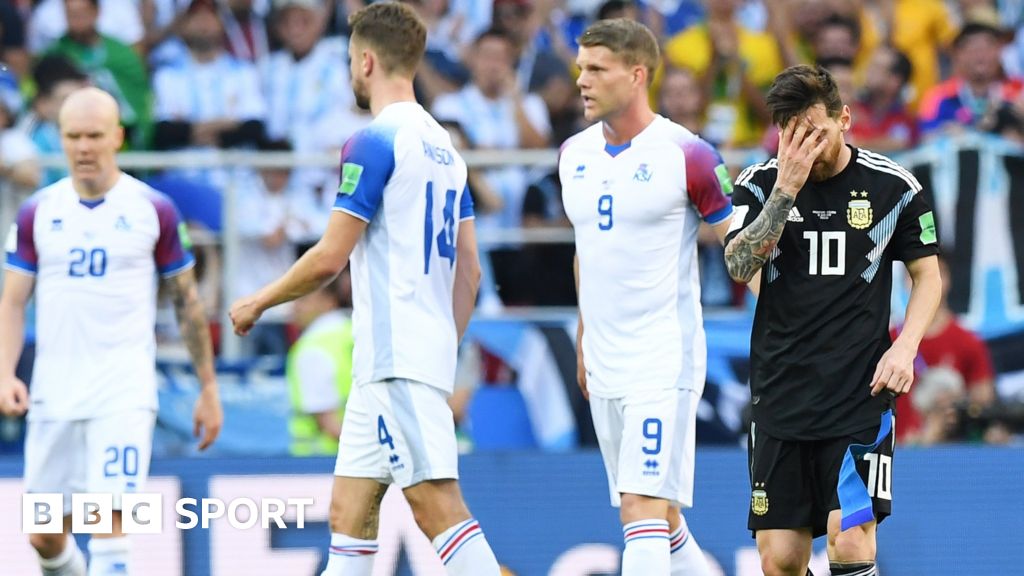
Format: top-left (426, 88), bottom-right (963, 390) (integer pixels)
top-left (803, 231), bottom-right (846, 276)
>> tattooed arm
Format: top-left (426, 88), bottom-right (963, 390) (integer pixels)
top-left (163, 268), bottom-right (222, 450)
top-left (723, 188), bottom-right (796, 283)
top-left (725, 117), bottom-right (828, 283)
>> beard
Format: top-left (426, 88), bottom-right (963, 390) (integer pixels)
top-left (353, 82), bottom-right (370, 111)
top-left (355, 93), bottom-right (370, 111)
top-left (184, 34), bottom-right (220, 54)
top-left (809, 141), bottom-right (843, 182)
top-left (809, 160), bottom-right (832, 182)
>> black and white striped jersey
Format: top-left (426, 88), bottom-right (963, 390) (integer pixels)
top-left (727, 145), bottom-right (940, 440)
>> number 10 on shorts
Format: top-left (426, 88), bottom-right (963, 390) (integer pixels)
top-left (864, 453), bottom-right (892, 500)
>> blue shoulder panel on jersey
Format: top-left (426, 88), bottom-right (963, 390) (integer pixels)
top-left (459, 183), bottom-right (475, 221)
top-left (333, 124), bottom-right (399, 222)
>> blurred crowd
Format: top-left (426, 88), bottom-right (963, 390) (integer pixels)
top-left (2, 0), bottom-right (1024, 309)
top-left (2, 0), bottom-right (1024, 448)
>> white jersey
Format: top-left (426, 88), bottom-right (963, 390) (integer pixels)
top-left (4, 174), bottom-right (195, 421)
top-left (560, 116), bottom-right (734, 398)
top-left (333, 102), bottom-right (473, 394)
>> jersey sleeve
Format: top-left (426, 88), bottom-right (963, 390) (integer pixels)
top-left (459, 183), bottom-right (475, 221)
top-left (332, 126), bottom-right (397, 222)
top-left (4, 198), bottom-right (39, 275)
top-left (682, 138), bottom-right (734, 224)
top-left (149, 193), bottom-right (196, 277)
top-left (891, 190), bottom-right (940, 262)
top-left (724, 164), bottom-right (770, 245)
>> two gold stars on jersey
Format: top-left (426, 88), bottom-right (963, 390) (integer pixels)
top-left (848, 190), bottom-right (873, 230)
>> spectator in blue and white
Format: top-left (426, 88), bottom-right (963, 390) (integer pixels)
top-left (432, 27), bottom-right (550, 231)
top-left (16, 55), bottom-right (89, 186)
top-left (140, 0), bottom-right (192, 68)
top-left (0, 0), bottom-right (29, 79)
top-left (1000, 2), bottom-right (1024, 76)
top-left (444, 0), bottom-right (493, 48)
top-left (145, 0), bottom-right (270, 68)
top-left (400, 0), bottom-right (471, 105)
top-left (262, 0), bottom-right (367, 205)
top-left (232, 139), bottom-right (320, 356)
top-left (492, 0), bottom-right (577, 145)
top-left (151, 0), bottom-right (266, 189)
top-left (220, 0), bottom-right (271, 64)
top-left (432, 27), bottom-right (550, 304)
top-left (27, 0), bottom-right (144, 54)
top-left (0, 69), bottom-right (39, 197)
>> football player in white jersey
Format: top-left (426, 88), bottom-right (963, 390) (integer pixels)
top-left (0, 87), bottom-right (223, 576)
top-left (561, 19), bottom-right (745, 575)
top-left (229, 4), bottom-right (501, 576)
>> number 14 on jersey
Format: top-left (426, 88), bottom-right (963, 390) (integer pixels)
top-left (423, 182), bottom-right (456, 274)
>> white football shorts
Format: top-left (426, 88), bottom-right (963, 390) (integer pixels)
top-left (335, 379), bottom-right (458, 488)
top-left (24, 409), bottom-right (156, 515)
top-left (590, 387), bottom-right (699, 508)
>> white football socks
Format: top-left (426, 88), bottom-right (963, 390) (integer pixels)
top-left (431, 518), bottom-right (501, 575)
top-left (39, 535), bottom-right (86, 576)
top-left (622, 519), bottom-right (670, 575)
top-left (320, 533), bottom-right (377, 576)
top-left (670, 514), bottom-right (712, 575)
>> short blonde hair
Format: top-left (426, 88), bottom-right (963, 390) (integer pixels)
top-left (348, 2), bottom-right (426, 76)
top-left (578, 18), bottom-right (660, 84)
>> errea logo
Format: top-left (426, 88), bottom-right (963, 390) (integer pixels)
top-left (642, 459), bottom-right (660, 477)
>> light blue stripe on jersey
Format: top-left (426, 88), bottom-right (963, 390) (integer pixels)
top-left (388, 381), bottom-right (432, 475)
top-left (367, 203), bottom-right (394, 376)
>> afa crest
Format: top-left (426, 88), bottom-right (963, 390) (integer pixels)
top-left (847, 191), bottom-right (872, 229)
top-left (751, 489), bottom-right (769, 516)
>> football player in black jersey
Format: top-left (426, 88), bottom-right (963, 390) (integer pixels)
top-left (724, 65), bottom-right (942, 576)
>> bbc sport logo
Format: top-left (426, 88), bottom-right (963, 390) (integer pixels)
top-left (22, 493), bottom-right (315, 534)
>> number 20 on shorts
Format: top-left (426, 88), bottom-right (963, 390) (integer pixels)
top-left (103, 445), bottom-right (139, 478)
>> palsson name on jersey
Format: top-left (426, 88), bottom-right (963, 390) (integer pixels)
top-left (333, 102), bottom-right (474, 394)
top-left (3, 174), bottom-right (195, 421)
top-left (727, 146), bottom-right (940, 440)
top-left (560, 116), bottom-right (734, 398)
